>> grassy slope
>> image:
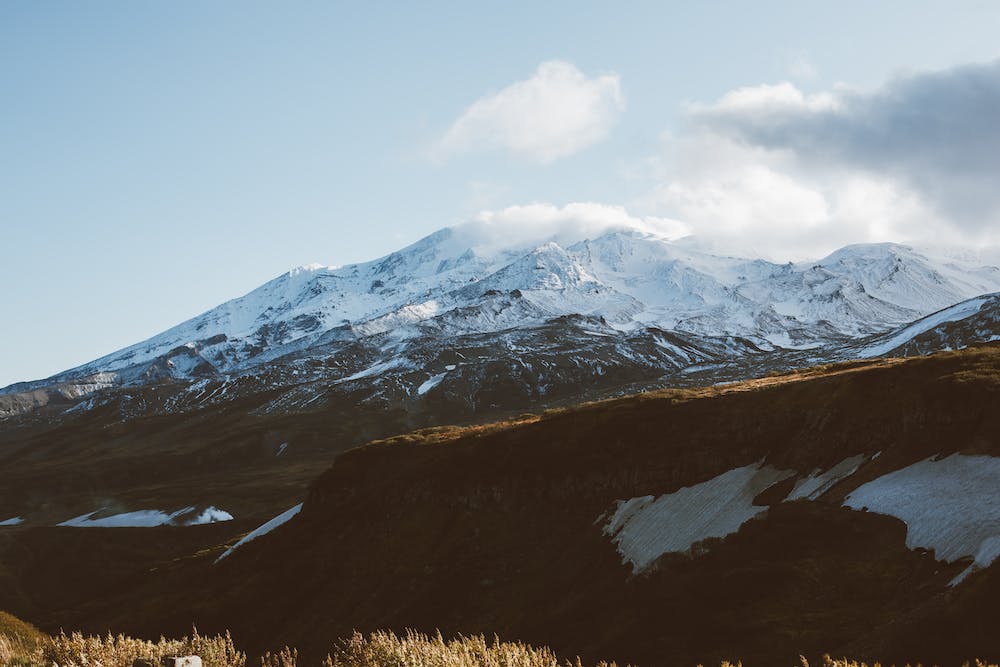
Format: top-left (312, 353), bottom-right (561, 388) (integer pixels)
top-left (0, 610), bottom-right (47, 666)
top-left (0, 384), bottom-right (408, 525)
top-left (0, 611), bottom-right (45, 646)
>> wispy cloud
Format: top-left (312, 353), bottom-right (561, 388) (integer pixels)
top-left (781, 51), bottom-right (819, 81)
top-left (446, 202), bottom-right (690, 258)
top-left (433, 61), bottom-right (624, 164)
top-left (473, 201), bottom-right (689, 243)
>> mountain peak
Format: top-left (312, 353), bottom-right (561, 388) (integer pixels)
top-left (6, 226), bottom-right (1000, 394)
top-left (290, 263), bottom-right (331, 275)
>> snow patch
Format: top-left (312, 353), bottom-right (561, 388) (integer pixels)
top-left (786, 454), bottom-right (867, 501)
top-left (216, 503), bottom-right (303, 563)
top-left (59, 509), bottom-right (179, 527)
top-left (417, 372), bottom-right (447, 395)
top-left (604, 462), bottom-right (794, 573)
top-left (58, 506), bottom-right (233, 527)
top-left (951, 536), bottom-right (1000, 586)
top-left (335, 358), bottom-right (412, 384)
top-left (0, 516), bottom-right (24, 526)
top-left (844, 454), bottom-right (1000, 583)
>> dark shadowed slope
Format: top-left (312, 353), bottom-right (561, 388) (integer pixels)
top-left (4, 344), bottom-right (1000, 666)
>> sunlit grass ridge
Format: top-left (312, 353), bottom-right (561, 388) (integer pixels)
top-left (1, 624), bottom-right (997, 667)
top-left (0, 626), bottom-right (244, 667)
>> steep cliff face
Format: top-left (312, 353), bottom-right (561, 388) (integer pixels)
top-left (9, 346), bottom-right (997, 666)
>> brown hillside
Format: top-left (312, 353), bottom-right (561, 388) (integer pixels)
top-left (4, 345), bottom-right (1000, 666)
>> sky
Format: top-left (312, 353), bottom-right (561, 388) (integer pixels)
top-left (3, 1), bottom-right (1000, 386)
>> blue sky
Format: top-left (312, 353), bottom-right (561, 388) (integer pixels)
top-left (3, 1), bottom-right (1000, 386)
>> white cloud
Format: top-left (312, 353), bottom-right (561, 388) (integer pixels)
top-left (692, 81), bottom-right (841, 116)
top-left (638, 131), bottom-right (949, 260)
top-left (450, 202), bottom-right (690, 257)
top-left (688, 60), bottom-right (1000, 235)
top-left (474, 202), bottom-right (689, 240)
top-left (434, 61), bottom-right (624, 163)
top-left (437, 59), bottom-right (1000, 262)
top-left (637, 59), bottom-right (1000, 259)
top-left (658, 163), bottom-right (828, 236)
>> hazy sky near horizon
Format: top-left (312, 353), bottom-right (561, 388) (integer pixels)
top-left (3, 1), bottom-right (1000, 386)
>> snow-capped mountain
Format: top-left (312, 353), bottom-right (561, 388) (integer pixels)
top-left (4, 220), bottom-right (1000, 421)
top-left (848, 292), bottom-right (1000, 359)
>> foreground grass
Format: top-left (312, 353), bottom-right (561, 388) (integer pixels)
top-left (322, 630), bottom-right (615, 667)
top-left (0, 611), bottom-right (46, 667)
top-left (0, 626), bottom-right (244, 667)
top-left (0, 625), bottom-right (996, 667)
top-left (808, 661), bottom-right (997, 667)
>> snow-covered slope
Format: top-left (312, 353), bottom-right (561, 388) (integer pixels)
top-left (604, 462), bottom-right (794, 572)
top-left (850, 293), bottom-right (1000, 358)
top-left (4, 219), bottom-right (1000, 420)
top-left (35, 228), bottom-right (1000, 376)
top-left (57, 505), bottom-right (233, 527)
top-left (845, 455), bottom-right (1000, 585)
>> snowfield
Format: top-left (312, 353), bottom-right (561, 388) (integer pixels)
top-left (416, 372), bottom-right (448, 395)
top-left (844, 454), bottom-right (1000, 585)
top-left (59, 509), bottom-right (182, 527)
top-left (604, 463), bottom-right (795, 572)
top-left (58, 506), bottom-right (234, 528)
top-left (857, 296), bottom-right (993, 358)
top-left (598, 452), bottom-right (1000, 584)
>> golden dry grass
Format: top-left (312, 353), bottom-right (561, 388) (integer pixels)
top-left (0, 625), bottom-right (244, 667)
top-left (802, 656), bottom-right (998, 667)
top-left (357, 355), bottom-right (913, 452)
top-left (0, 611), bottom-right (45, 667)
top-left (323, 630), bottom-right (618, 667)
top-left (1, 624), bottom-right (997, 667)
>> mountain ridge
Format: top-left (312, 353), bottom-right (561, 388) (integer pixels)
top-left (4, 223), bottom-right (1000, 533)
top-left (5, 225), bottom-right (1000, 398)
